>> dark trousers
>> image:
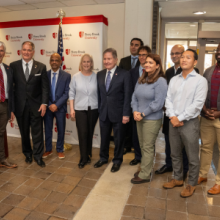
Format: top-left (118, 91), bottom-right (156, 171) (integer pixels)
top-left (122, 116), bottom-right (133, 150)
top-left (165, 134), bottom-right (189, 173)
top-left (0, 101), bottom-right (8, 162)
top-left (75, 109), bottom-right (98, 163)
top-left (16, 102), bottom-right (44, 160)
top-left (132, 118), bottom-right (141, 160)
top-left (44, 109), bottom-right (66, 153)
top-left (99, 116), bottom-right (125, 164)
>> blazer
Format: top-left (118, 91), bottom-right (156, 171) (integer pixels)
top-left (2, 63), bottom-right (14, 119)
top-left (130, 66), bottom-right (140, 93)
top-left (48, 69), bottom-right (71, 113)
top-left (10, 59), bottom-right (49, 117)
top-left (119, 55), bottom-right (140, 71)
top-left (97, 66), bottom-right (132, 123)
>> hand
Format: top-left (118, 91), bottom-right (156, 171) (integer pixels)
top-left (170, 116), bottom-right (183, 127)
top-left (49, 104), bottom-right (58, 113)
top-left (38, 104), bottom-right (47, 117)
top-left (9, 112), bottom-right (15, 122)
top-left (122, 116), bottom-right (129, 124)
top-left (204, 109), bottom-right (215, 120)
top-left (133, 111), bottom-right (142, 121)
top-left (213, 110), bottom-right (220, 119)
top-left (70, 109), bottom-right (75, 121)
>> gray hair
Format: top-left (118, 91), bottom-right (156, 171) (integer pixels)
top-left (0, 41), bottom-right (6, 52)
top-left (103, 48), bottom-right (117, 59)
top-left (22, 41), bottom-right (35, 50)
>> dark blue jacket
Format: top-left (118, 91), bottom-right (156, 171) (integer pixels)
top-left (130, 66), bottom-right (140, 93)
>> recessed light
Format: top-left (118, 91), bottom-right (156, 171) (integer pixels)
top-left (190, 24), bottom-right (196, 27)
top-left (193, 11), bottom-right (206, 15)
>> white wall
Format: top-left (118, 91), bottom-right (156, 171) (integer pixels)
top-left (0, 3), bottom-right (125, 63)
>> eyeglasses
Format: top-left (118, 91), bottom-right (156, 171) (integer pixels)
top-left (138, 54), bottom-right (148, 57)
top-left (170, 52), bottom-right (182, 56)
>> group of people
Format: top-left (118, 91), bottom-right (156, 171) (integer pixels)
top-left (0, 38), bottom-right (220, 199)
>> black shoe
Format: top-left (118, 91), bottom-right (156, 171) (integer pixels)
top-left (35, 158), bottom-right (45, 167)
top-left (94, 160), bottom-right (108, 168)
top-left (123, 148), bottom-right (132, 155)
top-left (130, 159), bottom-right (141, 166)
top-left (111, 163), bottom-right (121, 172)
top-left (78, 162), bottom-right (86, 169)
top-left (87, 156), bottom-right (91, 164)
top-left (25, 156), bottom-right (32, 164)
top-left (183, 172), bottom-right (188, 181)
top-left (155, 165), bottom-right (173, 174)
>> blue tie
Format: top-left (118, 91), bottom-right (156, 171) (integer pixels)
top-left (51, 72), bottom-right (57, 102)
top-left (131, 57), bottom-right (138, 68)
top-left (106, 70), bottom-right (111, 92)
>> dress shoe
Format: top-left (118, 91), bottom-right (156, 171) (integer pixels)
top-left (111, 163), bottom-right (121, 172)
top-left (87, 156), bottom-right (91, 164)
top-left (0, 159), bottom-right (17, 169)
top-left (163, 179), bottom-right (183, 189)
top-left (130, 159), bottom-right (141, 166)
top-left (208, 184), bottom-right (220, 195)
top-left (25, 156), bottom-right (33, 164)
top-left (155, 165), bottom-right (173, 174)
top-left (35, 158), bottom-right (45, 167)
top-left (131, 176), bottom-right (150, 184)
top-left (180, 185), bottom-right (196, 197)
top-left (123, 148), bottom-right (132, 155)
top-left (42, 151), bottom-right (52, 159)
top-left (94, 160), bottom-right (108, 168)
top-left (197, 176), bottom-right (207, 185)
top-left (78, 162), bottom-right (87, 169)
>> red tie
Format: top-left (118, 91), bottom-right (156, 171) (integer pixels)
top-left (0, 66), bottom-right (6, 102)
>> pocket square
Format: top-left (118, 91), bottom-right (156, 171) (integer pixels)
top-left (35, 73), bottom-right (41, 76)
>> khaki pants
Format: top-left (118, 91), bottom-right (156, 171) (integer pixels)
top-left (199, 117), bottom-right (220, 184)
top-left (136, 119), bottom-right (162, 179)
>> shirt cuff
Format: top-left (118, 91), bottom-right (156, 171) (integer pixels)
top-left (177, 114), bottom-right (185, 122)
top-left (43, 104), bottom-right (47, 106)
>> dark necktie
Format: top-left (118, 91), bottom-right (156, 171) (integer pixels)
top-left (52, 72), bottom-right (57, 102)
top-left (106, 70), bottom-right (111, 92)
top-left (25, 63), bottom-right (29, 81)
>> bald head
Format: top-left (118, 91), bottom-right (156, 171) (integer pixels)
top-left (50, 53), bottom-right (62, 72)
top-left (171, 44), bottom-right (185, 65)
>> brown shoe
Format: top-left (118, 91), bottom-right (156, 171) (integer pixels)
top-left (42, 151), bottom-right (52, 159)
top-left (163, 179), bottom-right (183, 189)
top-left (134, 171), bottom-right (140, 177)
top-left (197, 176), bottom-right (207, 185)
top-left (58, 152), bottom-right (65, 159)
top-left (208, 184), bottom-right (220, 195)
top-left (131, 176), bottom-right (150, 184)
top-left (180, 185), bottom-right (196, 197)
top-left (0, 159), bottom-right (17, 169)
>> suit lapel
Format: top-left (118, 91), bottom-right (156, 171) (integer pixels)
top-left (18, 60), bottom-right (26, 82)
top-left (28, 60), bottom-right (38, 82)
top-left (3, 64), bottom-right (10, 93)
top-left (128, 56), bottom-right (131, 70)
top-left (55, 70), bottom-right (63, 93)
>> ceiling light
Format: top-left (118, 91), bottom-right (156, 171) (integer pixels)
top-left (193, 11), bottom-right (206, 15)
top-left (190, 24), bottom-right (196, 27)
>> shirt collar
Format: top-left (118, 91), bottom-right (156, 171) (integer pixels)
top-left (107, 65), bottom-right (117, 74)
top-left (22, 59), bottom-right (33, 66)
top-left (0, 63), bottom-right (3, 68)
top-left (179, 69), bottom-right (197, 78)
top-left (139, 65), bottom-right (145, 71)
top-left (131, 55), bottom-right (139, 59)
top-left (51, 69), bottom-right (59, 75)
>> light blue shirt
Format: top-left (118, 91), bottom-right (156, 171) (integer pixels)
top-left (131, 55), bottom-right (139, 68)
top-left (139, 65), bottom-right (145, 77)
top-left (69, 71), bottom-right (98, 110)
top-left (165, 69), bottom-right (208, 122)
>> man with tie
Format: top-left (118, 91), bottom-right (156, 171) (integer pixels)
top-left (119, 38), bottom-right (144, 155)
top-left (94, 48), bottom-right (132, 172)
top-left (129, 45), bottom-right (152, 166)
top-left (0, 41), bottom-right (17, 169)
top-left (42, 53), bottom-right (71, 159)
top-left (10, 41), bottom-right (49, 167)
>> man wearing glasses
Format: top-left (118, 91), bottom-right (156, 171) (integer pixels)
top-left (155, 44), bottom-right (199, 178)
top-left (129, 45), bottom-right (151, 166)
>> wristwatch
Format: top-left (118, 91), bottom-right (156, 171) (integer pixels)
top-left (140, 113), bottom-right (145, 118)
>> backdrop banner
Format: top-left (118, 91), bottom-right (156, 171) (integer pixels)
top-left (0, 15), bottom-right (108, 148)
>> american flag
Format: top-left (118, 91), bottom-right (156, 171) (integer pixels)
top-left (57, 23), bottom-right (66, 70)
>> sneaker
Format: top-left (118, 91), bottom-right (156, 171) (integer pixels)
top-left (163, 179), bottom-right (183, 189)
top-left (58, 152), bottom-right (65, 159)
top-left (42, 151), bottom-right (52, 159)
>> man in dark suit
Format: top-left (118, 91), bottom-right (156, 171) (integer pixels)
top-left (0, 41), bottom-right (17, 169)
top-left (94, 48), bottom-right (132, 172)
top-left (155, 45), bottom-right (199, 178)
top-left (119, 37), bottom-right (144, 155)
top-left (43, 53), bottom-right (71, 160)
top-left (129, 45), bottom-right (152, 166)
top-left (10, 41), bottom-right (49, 167)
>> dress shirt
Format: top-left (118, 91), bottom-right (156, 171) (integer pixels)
top-left (139, 65), bottom-right (145, 77)
top-left (69, 71), bottom-right (98, 110)
top-left (105, 65), bottom-right (117, 83)
top-left (51, 69), bottom-right (59, 88)
top-left (0, 63), bottom-right (8, 99)
top-left (131, 55), bottom-right (139, 67)
top-left (22, 59), bottom-right (33, 75)
top-left (174, 66), bottom-right (180, 75)
top-left (165, 69), bottom-right (208, 122)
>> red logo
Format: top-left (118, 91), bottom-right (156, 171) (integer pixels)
top-left (79, 31), bottom-right (84, 38)
top-left (54, 127), bottom-right (57, 132)
top-left (65, 49), bottom-right (70, 55)
top-left (28, 34), bottom-right (33, 40)
top-left (6, 35), bottom-right (10, 41)
top-left (17, 50), bottom-right (21, 56)
top-left (63, 65), bottom-right (66, 70)
top-left (10, 122), bottom-right (14, 128)
top-left (40, 49), bottom-right (45, 55)
top-left (66, 113), bottom-right (70, 119)
top-left (52, 33), bottom-right (57, 39)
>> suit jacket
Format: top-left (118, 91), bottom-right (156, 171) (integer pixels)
top-left (48, 69), bottom-right (71, 113)
top-left (119, 55), bottom-right (140, 71)
top-left (97, 66), bottom-right (132, 123)
top-left (129, 66), bottom-right (140, 93)
top-left (2, 63), bottom-right (14, 119)
top-left (162, 66), bottom-right (199, 135)
top-left (10, 59), bottom-right (49, 117)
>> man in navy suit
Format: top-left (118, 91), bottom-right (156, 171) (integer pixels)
top-left (94, 48), bottom-right (132, 172)
top-left (129, 45), bottom-right (152, 166)
top-left (43, 53), bottom-right (71, 159)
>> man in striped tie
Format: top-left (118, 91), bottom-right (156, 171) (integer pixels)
top-left (0, 41), bottom-right (17, 169)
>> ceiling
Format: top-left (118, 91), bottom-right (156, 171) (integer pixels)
top-left (0, 0), bottom-right (124, 12)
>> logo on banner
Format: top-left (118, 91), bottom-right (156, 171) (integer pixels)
top-left (40, 49), bottom-right (45, 55)
top-left (6, 35), bottom-right (10, 41)
top-left (79, 31), bottom-right (99, 40)
top-left (63, 65), bottom-right (66, 70)
top-left (5, 52), bottom-right (12, 58)
top-left (70, 50), bottom-right (85, 57)
top-left (28, 34), bottom-right (33, 40)
top-left (17, 50), bottom-right (21, 56)
top-left (65, 49), bottom-right (70, 55)
top-left (52, 33), bottom-right (57, 39)
top-left (79, 31), bottom-right (84, 38)
top-left (29, 34), bottom-right (46, 41)
top-left (66, 113), bottom-right (71, 119)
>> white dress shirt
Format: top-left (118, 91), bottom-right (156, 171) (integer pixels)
top-left (174, 66), bottom-right (180, 75)
top-left (22, 59), bottom-right (33, 75)
top-left (0, 63), bottom-right (8, 99)
top-left (105, 65), bottom-right (117, 83)
top-left (165, 69), bottom-right (208, 122)
top-left (51, 69), bottom-right (59, 88)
